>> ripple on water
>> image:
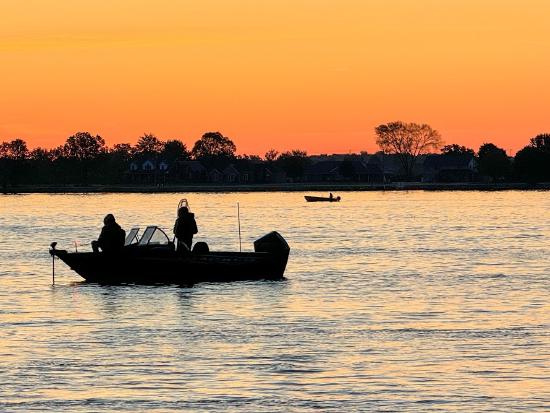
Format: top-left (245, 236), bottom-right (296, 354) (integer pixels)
top-left (0, 191), bottom-right (549, 412)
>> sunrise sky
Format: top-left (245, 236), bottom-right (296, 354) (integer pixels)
top-left (1, 0), bottom-right (549, 155)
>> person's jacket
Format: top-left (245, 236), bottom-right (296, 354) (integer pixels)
top-left (173, 213), bottom-right (198, 239)
top-left (98, 222), bottom-right (125, 252)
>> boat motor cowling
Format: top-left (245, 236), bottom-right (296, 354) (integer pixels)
top-left (254, 232), bottom-right (290, 255)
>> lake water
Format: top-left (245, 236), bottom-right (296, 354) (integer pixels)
top-left (0, 191), bottom-right (548, 412)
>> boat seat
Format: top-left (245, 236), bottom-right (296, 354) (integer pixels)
top-left (192, 242), bottom-right (209, 254)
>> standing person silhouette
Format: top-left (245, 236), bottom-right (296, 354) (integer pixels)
top-left (173, 206), bottom-right (198, 251)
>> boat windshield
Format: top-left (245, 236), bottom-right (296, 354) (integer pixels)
top-left (124, 228), bottom-right (140, 246)
top-left (138, 226), bottom-right (171, 246)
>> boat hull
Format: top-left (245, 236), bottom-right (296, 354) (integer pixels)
top-left (51, 232), bottom-right (290, 285)
top-left (304, 195), bottom-right (340, 202)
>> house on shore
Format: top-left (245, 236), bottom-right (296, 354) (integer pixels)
top-left (127, 158), bottom-right (170, 184)
top-left (422, 154), bottom-right (478, 182)
top-left (305, 158), bottom-right (383, 182)
top-left (127, 157), bottom-right (287, 185)
top-left (173, 160), bottom-right (208, 182)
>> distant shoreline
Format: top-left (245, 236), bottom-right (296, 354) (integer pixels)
top-left (3, 182), bottom-right (550, 194)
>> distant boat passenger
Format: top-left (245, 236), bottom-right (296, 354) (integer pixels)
top-left (91, 214), bottom-right (125, 253)
top-left (174, 206), bottom-right (198, 252)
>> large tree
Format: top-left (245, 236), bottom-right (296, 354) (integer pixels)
top-left (64, 132), bottom-right (106, 160)
top-left (276, 150), bottom-right (309, 181)
top-left (111, 143), bottom-right (133, 158)
top-left (101, 143), bottom-right (133, 183)
top-left (162, 139), bottom-right (190, 161)
top-left (514, 146), bottom-right (550, 182)
top-left (529, 133), bottom-right (550, 151)
top-left (63, 132), bottom-right (106, 183)
top-left (29, 147), bottom-right (52, 161)
top-left (514, 133), bottom-right (550, 182)
top-left (0, 139), bottom-right (29, 160)
top-left (191, 132), bottom-right (236, 159)
top-left (477, 143), bottom-right (511, 181)
top-left (0, 139), bottom-right (30, 187)
top-left (135, 133), bottom-right (163, 156)
top-left (375, 121), bottom-right (442, 179)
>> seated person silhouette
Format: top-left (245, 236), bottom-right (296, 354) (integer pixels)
top-left (173, 206), bottom-right (198, 252)
top-left (92, 214), bottom-right (126, 253)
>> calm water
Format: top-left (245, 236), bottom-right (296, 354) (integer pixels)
top-left (0, 191), bottom-right (548, 412)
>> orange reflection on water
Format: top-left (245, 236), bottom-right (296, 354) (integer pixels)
top-left (0, 191), bottom-right (548, 410)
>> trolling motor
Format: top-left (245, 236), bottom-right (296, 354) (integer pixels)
top-left (49, 242), bottom-right (57, 284)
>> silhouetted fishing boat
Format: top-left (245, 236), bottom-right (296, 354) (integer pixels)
top-left (50, 228), bottom-right (289, 284)
top-left (304, 195), bottom-right (341, 202)
top-left (50, 199), bottom-right (289, 284)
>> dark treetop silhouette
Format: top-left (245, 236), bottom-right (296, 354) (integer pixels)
top-left (2, 128), bottom-right (550, 188)
top-left (375, 121), bottom-right (443, 180)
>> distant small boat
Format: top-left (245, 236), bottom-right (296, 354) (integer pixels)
top-left (304, 195), bottom-right (341, 202)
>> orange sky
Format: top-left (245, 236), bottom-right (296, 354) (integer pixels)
top-left (1, 0), bottom-right (549, 155)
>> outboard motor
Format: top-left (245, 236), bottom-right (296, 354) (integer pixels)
top-left (254, 232), bottom-right (290, 255)
top-left (254, 231), bottom-right (290, 279)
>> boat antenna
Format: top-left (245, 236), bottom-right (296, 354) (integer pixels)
top-left (237, 202), bottom-right (242, 252)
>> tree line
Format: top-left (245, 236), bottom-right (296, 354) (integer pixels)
top-left (374, 121), bottom-right (549, 182)
top-left (0, 131), bottom-right (310, 187)
top-left (1, 124), bottom-right (550, 187)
